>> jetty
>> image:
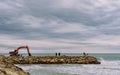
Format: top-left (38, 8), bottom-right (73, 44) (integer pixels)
top-left (7, 46), bottom-right (100, 64)
top-left (1, 56), bottom-right (100, 64)
top-left (0, 45), bottom-right (101, 75)
top-left (0, 55), bottom-right (100, 75)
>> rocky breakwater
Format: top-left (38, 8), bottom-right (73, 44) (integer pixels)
top-left (0, 55), bottom-right (30, 75)
top-left (4, 56), bottom-right (100, 64)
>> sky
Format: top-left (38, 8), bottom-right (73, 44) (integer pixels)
top-left (0, 0), bottom-right (120, 53)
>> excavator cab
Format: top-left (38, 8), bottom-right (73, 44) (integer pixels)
top-left (9, 46), bottom-right (32, 56)
top-left (9, 50), bottom-right (18, 56)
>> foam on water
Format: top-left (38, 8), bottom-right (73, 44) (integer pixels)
top-left (16, 58), bottom-right (120, 75)
top-left (14, 53), bottom-right (120, 75)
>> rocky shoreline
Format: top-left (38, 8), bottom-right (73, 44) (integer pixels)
top-left (0, 55), bottom-right (30, 75)
top-left (0, 55), bottom-right (100, 75)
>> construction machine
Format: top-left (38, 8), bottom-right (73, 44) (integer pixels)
top-left (9, 46), bottom-right (32, 56)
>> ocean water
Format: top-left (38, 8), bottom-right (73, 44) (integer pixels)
top-left (15, 53), bottom-right (120, 75)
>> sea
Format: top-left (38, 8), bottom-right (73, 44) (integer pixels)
top-left (3, 53), bottom-right (120, 75)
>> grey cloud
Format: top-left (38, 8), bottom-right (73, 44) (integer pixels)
top-left (0, 0), bottom-right (120, 52)
top-left (23, 0), bottom-right (120, 27)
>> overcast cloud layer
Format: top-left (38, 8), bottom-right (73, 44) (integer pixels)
top-left (0, 0), bottom-right (120, 53)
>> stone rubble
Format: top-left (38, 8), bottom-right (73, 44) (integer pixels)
top-left (0, 55), bottom-right (30, 75)
top-left (0, 55), bottom-right (101, 75)
top-left (2, 56), bottom-right (101, 64)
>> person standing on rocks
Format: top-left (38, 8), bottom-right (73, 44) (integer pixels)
top-left (58, 53), bottom-right (60, 56)
top-left (55, 53), bottom-right (57, 56)
top-left (83, 52), bottom-right (87, 56)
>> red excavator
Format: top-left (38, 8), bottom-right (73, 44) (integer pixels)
top-left (9, 46), bottom-right (32, 56)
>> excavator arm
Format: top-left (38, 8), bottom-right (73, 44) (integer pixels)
top-left (9, 46), bottom-right (32, 56)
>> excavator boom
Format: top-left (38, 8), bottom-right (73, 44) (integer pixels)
top-left (9, 46), bottom-right (32, 56)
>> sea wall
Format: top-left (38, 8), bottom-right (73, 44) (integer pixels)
top-left (2, 56), bottom-right (101, 64)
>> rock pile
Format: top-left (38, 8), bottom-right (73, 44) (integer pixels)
top-left (0, 55), bottom-right (30, 75)
top-left (0, 55), bottom-right (100, 75)
top-left (2, 56), bottom-right (100, 64)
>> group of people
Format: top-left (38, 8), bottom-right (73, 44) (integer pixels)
top-left (55, 52), bottom-right (88, 56)
top-left (55, 53), bottom-right (61, 56)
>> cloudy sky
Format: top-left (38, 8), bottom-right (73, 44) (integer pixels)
top-left (0, 0), bottom-right (120, 53)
